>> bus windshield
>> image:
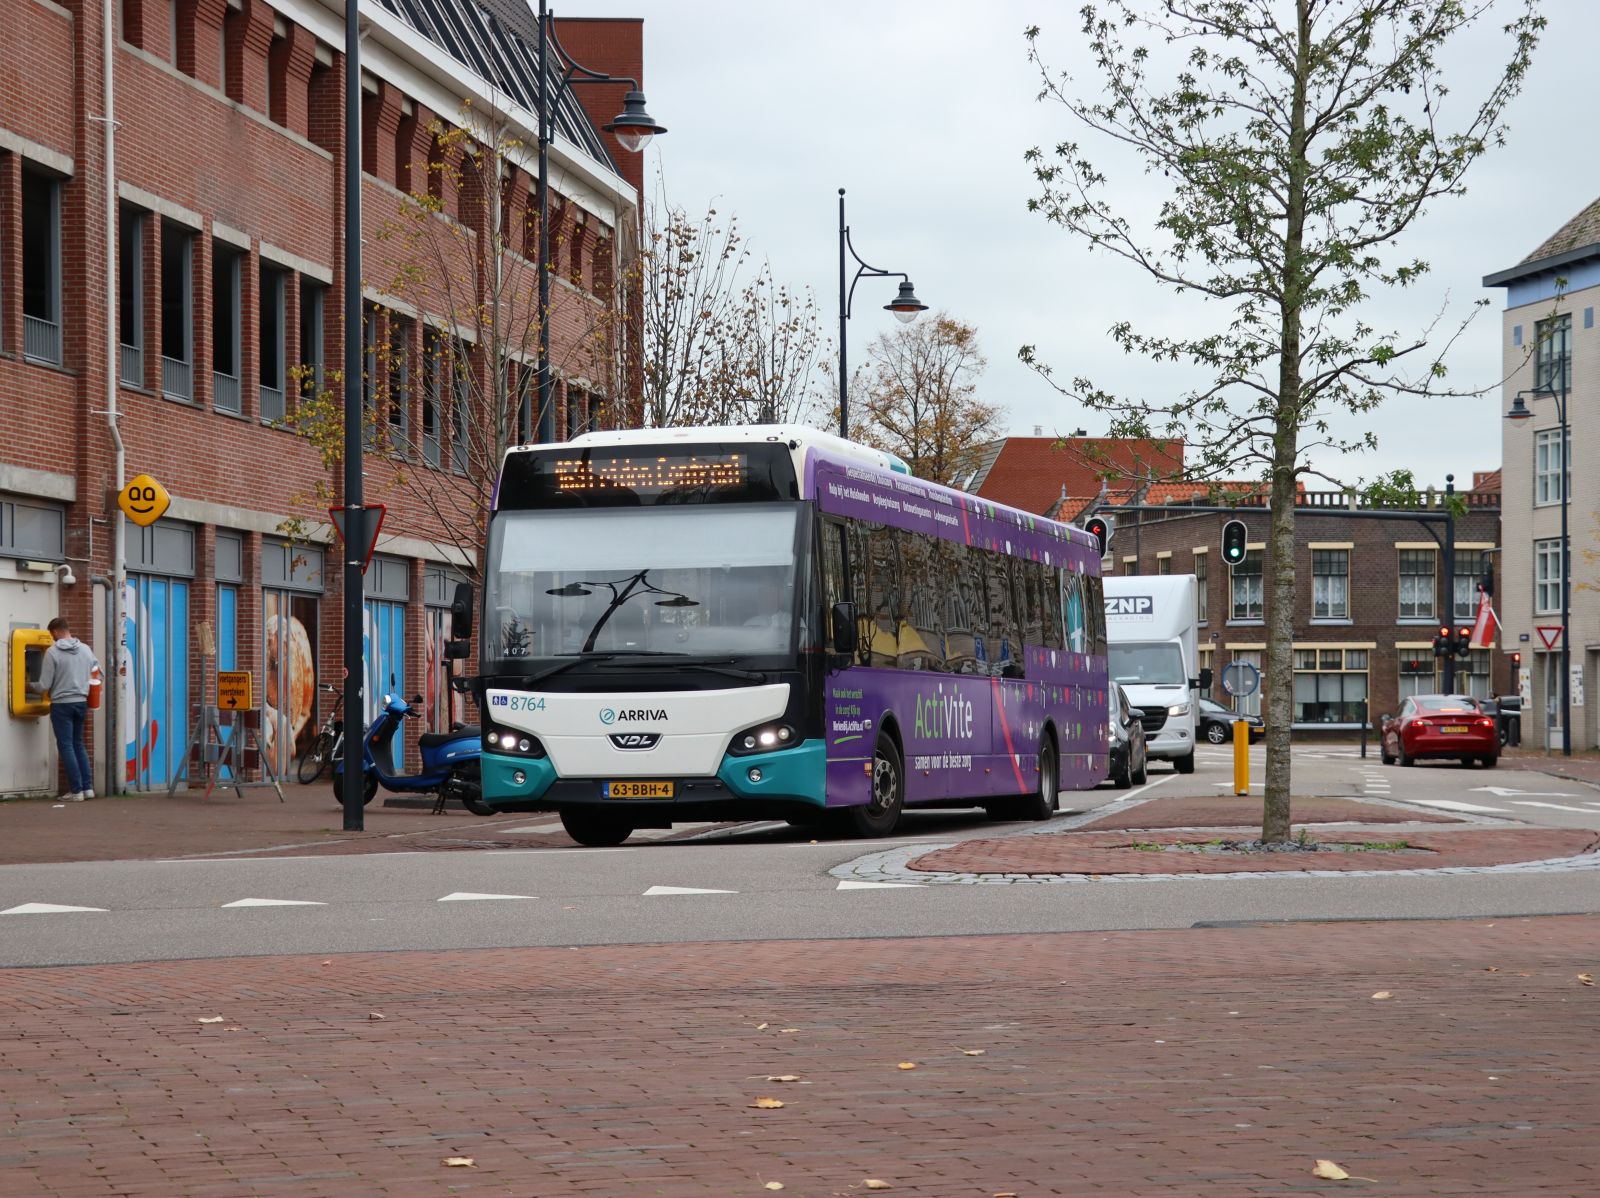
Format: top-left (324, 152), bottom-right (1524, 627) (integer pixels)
top-left (1109, 642), bottom-right (1186, 686)
top-left (484, 504), bottom-right (804, 665)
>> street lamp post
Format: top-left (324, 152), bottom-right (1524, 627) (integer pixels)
top-left (535, 1), bottom-right (665, 437)
top-left (837, 188), bottom-right (927, 440)
top-left (1506, 368), bottom-right (1571, 756)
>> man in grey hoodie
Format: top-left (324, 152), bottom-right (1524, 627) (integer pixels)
top-left (36, 617), bottom-right (99, 801)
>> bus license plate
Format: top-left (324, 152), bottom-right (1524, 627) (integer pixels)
top-left (1441, 725), bottom-right (1469, 734)
top-left (604, 781), bottom-right (674, 799)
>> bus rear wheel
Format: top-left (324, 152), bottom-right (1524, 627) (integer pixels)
top-left (838, 734), bottom-right (904, 838)
top-left (560, 810), bottom-right (633, 847)
top-left (1016, 739), bottom-right (1058, 821)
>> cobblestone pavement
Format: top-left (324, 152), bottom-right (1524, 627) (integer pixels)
top-left (4, 918), bottom-right (1597, 1196)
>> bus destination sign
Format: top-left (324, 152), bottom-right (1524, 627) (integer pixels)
top-left (552, 453), bottom-right (747, 494)
top-left (499, 442), bottom-right (798, 508)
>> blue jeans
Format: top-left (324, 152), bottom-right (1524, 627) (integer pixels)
top-left (49, 702), bottom-right (92, 794)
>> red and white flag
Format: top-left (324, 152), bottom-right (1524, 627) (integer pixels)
top-left (1470, 591), bottom-right (1498, 649)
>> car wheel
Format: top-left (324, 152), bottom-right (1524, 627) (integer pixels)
top-left (559, 810), bottom-right (633, 847)
top-left (841, 733), bottom-right (905, 836)
top-left (1111, 748), bottom-right (1131, 789)
top-left (1481, 754), bottom-right (1498, 769)
top-left (1204, 722), bottom-right (1228, 745)
top-left (1398, 742), bottom-right (1415, 767)
top-left (1174, 751), bottom-right (1196, 775)
top-left (1132, 744), bottom-right (1148, 786)
top-left (1380, 738), bottom-right (1395, 766)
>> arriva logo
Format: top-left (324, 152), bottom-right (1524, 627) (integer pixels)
top-left (599, 708), bottom-right (616, 725)
top-left (603, 708), bottom-right (669, 722)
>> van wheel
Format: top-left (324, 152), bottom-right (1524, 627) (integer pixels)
top-left (560, 810), bottom-right (633, 847)
top-left (839, 734), bottom-right (904, 837)
top-left (1174, 751), bottom-right (1196, 775)
top-left (1016, 739), bottom-right (1058, 821)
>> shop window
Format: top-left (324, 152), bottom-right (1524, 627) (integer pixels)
top-left (1292, 647), bottom-right (1368, 724)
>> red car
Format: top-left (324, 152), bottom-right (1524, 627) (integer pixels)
top-left (1380, 694), bottom-right (1499, 768)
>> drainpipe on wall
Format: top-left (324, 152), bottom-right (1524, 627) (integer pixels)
top-left (100, 0), bottom-right (126, 797)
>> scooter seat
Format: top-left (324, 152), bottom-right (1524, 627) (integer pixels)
top-left (419, 725), bottom-right (479, 750)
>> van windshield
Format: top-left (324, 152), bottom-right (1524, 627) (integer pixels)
top-left (1109, 642), bottom-right (1186, 686)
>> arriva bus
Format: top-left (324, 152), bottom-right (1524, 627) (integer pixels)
top-left (452, 425), bottom-right (1111, 845)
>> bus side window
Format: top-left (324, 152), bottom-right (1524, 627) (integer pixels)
top-left (1042, 565), bottom-right (1065, 651)
top-left (821, 520), bottom-right (847, 648)
top-left (1086, 571), bottom-right (1108, 657)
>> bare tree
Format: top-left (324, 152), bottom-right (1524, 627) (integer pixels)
top-left (856, 314), bottom-right (1003, 485)
top-left (1021, 0), bottom-right (1543, 841)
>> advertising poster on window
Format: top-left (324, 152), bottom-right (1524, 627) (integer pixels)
top-left (263, 591), bottom-right (318, 775)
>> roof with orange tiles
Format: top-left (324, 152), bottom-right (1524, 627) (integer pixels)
top-left (965, 437), bottom-right (1184, 515)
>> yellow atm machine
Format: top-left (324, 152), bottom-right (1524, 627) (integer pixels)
top-left (10, 627), bottom-right (53, 718)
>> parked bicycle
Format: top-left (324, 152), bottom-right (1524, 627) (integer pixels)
top-left (296, 685), bottom-right (344, 784)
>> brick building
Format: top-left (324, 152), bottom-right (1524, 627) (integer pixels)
top-left (1086, 486), bottom-right (1506, 735)
top-left (1486, 196), bottom-right (1599, 751)
top-left (0, 0), bottom-right (650, 796)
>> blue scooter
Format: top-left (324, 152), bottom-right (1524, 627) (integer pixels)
top-left (332, 692), bottom-right (488, 814)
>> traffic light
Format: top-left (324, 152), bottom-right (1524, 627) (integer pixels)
top-left (1221, 519), bottom-right (1247, 566)
top-left (1432, 626), bottom-right (1452, 657)
top-left (1511, 651), bottom-right (1522, 668)
top-left (1454, 625), bottom-right (1474, 656)
top-left (1084, 514), bottom-right (1112, 557)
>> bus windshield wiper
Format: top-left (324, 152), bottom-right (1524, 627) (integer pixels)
top-left (530, 651), bottom-right (686, 685)
top-left (613, 658), bottom-right (765, 682)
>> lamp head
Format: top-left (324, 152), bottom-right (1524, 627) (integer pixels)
top-left (1505, 394), bottom-right (1533, 423)
top-left (885, 280), bottom-right (927, 324)
top-left (604, 92), bottom-right (667, 153)
top-left (546, 583), bottom-right (594, 597)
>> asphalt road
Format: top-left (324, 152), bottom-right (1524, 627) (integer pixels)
top-left (3, 745), bottom-right (1596, 967)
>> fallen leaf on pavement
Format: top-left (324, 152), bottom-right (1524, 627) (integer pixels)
top-left (897, 1061), bottom-right (917, 1070)
top-left (750, 1097), bottom-right (786, 1109)
top-left (442, 1157), bottom-right (475, 1167)
top-left (320, 960), bottom-right (332, 966)
top-left (1312, 1159), bottom-right (1350, 1180)
top-left (780, 1028), bottom-right (799, 1033)
top-left (994, 1193), bottom-right (1018, 1197)
top-left (959, 1048), bottom-right (986, 1056)
top-left (864, 1182), bottom-right (893, 1191)
top-left (1370, 992), bottom-right (1392, 1000)
top-left (755, 1023), bottom-right (768, 1030)
top-left (764, 1183), bottom-right (784, 1191)
top-left (368, 1012), bottom-right (386, 1021)
top-left (761, 1075), bottom-right (801, 1083)
top-left (1579, 974), bottom-right (1595, 986)
top-left (196, 1017), bottom-right (225, 1024)
top-left (1484, 966), bottom-right (1499, 973)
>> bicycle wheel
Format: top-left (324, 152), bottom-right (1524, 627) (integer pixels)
top-left (297, 731), bottom-right (332, 784)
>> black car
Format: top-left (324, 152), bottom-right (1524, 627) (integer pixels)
top-left (1197, 697), bottom-right (1265, 745)
top-left (1107, 683), bottom-right (1148, 788)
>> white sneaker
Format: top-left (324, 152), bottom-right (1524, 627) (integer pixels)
top-left (81, 790), bottom-right (95, 800)
top-left (60, 792), bottom-right (86, 802)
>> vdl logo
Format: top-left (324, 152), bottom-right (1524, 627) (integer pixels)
top-left (599, 708), bottom-right (616, 725)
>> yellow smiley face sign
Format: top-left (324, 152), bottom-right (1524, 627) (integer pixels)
top-left (118, 474), bottom-right (172, 527)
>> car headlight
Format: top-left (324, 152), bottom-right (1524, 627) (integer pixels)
top-left (1168, 703), bottom-right (1190, 716)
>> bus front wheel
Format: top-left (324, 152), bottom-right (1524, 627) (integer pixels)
top-left (839, 734), bottom-right (905, 837)
top-left (560, 810), bottom-right (633, 847)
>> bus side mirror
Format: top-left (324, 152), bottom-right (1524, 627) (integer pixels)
top-left (443, 640), bottom-right (471, 660)
top-left (831, 602), bottom-right (858, 654)
top-left (1196, 667), bottom-right (1213, 691)
top-left (450, 581), bottom-right (475, 639)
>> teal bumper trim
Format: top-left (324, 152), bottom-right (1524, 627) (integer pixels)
top-left (481, 750), bottom-right (557, 805)
top-left (716, 740), bottom-right (826, 808)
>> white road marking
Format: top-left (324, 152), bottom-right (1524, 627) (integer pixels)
top-left (1, 902), bottom-right (109, 915)
top-left (642, 885), bottom-right (736, 896)
top-left (438, 892), bottom-right (536, 902)
top-left (501, 820), bottom-right (563, 834)
top-left (1508, 801), bottom-right (1596, 814)
top-left (220, 897), bottom-right (327, 908)
top-left (1408, 799), bottom-right (1508, 814)
top-left (1472, 786), bottom-right (1578, 798)
top-left (836, 880), bottom-right (925, 890)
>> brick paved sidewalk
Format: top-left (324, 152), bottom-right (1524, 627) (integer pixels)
top-left (3, 918), bottom-right (1598, 1195)
top-left (1080, 795), bottom-right (1462, 831)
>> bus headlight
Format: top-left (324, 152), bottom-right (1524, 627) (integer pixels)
top-left (485, 724), bottom-right (546, 758)
top-left (728, 722), bottom-right (800, 756)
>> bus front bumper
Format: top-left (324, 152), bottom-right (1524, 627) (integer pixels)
top-left (479, 742), bottom-right (826, 821)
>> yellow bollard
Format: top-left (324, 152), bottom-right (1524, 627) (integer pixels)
top-left (1233, 720), bottom-right (1250, 796)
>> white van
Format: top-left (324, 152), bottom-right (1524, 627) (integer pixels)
top-left (1102, 575), bottom-right (1209, 774)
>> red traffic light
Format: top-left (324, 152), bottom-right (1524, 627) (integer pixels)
top-left (1511, 651), bottom-right (1522, 666)
top-left (1084, 516), bottom-right (1111, 556)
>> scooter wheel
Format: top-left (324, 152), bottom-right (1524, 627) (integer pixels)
top-left (333, 767), bottom-right (380, 807)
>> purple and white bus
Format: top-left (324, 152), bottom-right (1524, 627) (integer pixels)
top-left (469, 425), bottom-right (1110, 845)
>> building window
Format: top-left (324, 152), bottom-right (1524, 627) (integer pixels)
top-left (160, 223), bottom-right (195, 400)
top-left (1197, 646), bottom-right (1213, 699)
top-left (212, 243), bottom-right (242, 413)
top-left (1230, 549), bottom-right (1263, 620)
top-left (1194, 551), bottom-right (1208, 624)
top-left (1231, 650), bottom-right (1262, 717)
top-left (21, 169), bottom-right (63, 365)
top-left (1534, 538), bottom-right (1562, 615)
top-left (1453, 549), bottom-right (1487, 623)
top-left (1534, 314), bottom-right (1571, 395)
top-left (1397, 549), bottom-right (1435, 620)
top-left (259, 266), bottom-right (286, 422)
top-left (1534, 428), bottom-right (1569, 507)
top-left (566, 385), bottom-right (589, 439)
top-left (387, 316), bottom-right (411, 450)
top-left (361, 302), bottom-right (380, 449)
top-left (1458, 649), bottom-right (1492, 700)
top-left (1156, 556), bottom-right (1172, 576)
top-left (118, 205), bottom-right (145, 385)
top-left (1311, 549), bottom-right (1349, 620)
top-left (1292, 647), bottom-right (1369, 724)
top-left (421, 328), bottom-right (442, 467)
top-left (1398, 655), bottom-right (1436, 703)
top-left (450, 339), bottom-right (472, 474)
top-left (298, 278), bottom-right (325, 399)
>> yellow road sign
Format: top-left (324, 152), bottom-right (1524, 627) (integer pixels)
top-left (118, 474), bottom-right (171, 527)
top-left (217, 671), bottom-right (253, 711)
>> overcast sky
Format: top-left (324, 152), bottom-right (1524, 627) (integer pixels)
top-left (598, 0), bottom-right (1598, 490)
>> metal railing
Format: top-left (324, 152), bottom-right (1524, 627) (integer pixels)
top-left (23, 315), bottom-right (60, 364)
top-left (213, 372), bottom-right (240, 414)
top-left (260, 384), bottom-right (285, 423)
top-left (161, 356), bottom-right (192, 401)
top-left (120, 343), bottom-right (143, 387)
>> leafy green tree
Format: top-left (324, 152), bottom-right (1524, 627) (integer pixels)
top-left (1020, 0), bottom-right (1543, 841)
